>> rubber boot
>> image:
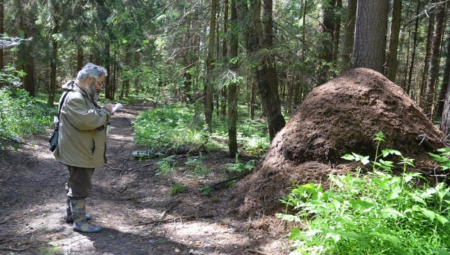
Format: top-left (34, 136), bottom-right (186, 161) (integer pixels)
top-left (65, 195), bottom-right (90, 223)
top-left (70, 199), bottom-right (101, 233)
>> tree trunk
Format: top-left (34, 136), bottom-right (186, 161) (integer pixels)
top-left (205, 0), bottom-right (217, 131)
top-left (228, 0), bottom-right (238, 157)
top-left (418, 4), bottom-right (436, 108)
top-left (134, 51), bottom-right (141, 95)
top-left (19, 10), bottom-right (35, 97)
top-left (352, 0), bottom-right (389, 73)
top-left (221, 0), bottom-right (229, 116)
top-left (0, 0), bottom-right (3, 71)
top-left (436, 39), bottom-right (450, 118)
top-left (77, 45), bottom-right (83, 71)
top-left (317, 0), bottom-right (335, 84)
top-left (260, 0), bottom-right (285, 140)
top-left (332, 0), bottom-right (342, 63)
top-left (440, 75), bottom-right (450, 136)
top-left (104, 43), bottom-right (112, 99)
top-left (342, 0), bottom-right (357, 65)
top-left (407, 0), bottom-right (421, 95)
top-left (48, 1), bottom-right (59, 107)
top-left (424, 1), bottom-right (446, 117)
top-left (386, 0), bottom-right (402, 82)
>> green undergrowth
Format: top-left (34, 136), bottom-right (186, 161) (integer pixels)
top-left (0, 88), bottom-right (56, 150)
top-left (133, 102), bottom-right (271, 156)
top-left (278, 132), bottom-right (450, 255)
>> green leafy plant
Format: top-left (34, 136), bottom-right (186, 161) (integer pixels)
top-left (0, 87), bottom-right (55, 150)
top-left (429, 148), bottom-right (450, 170)
top-left (170, 183), bottom-right (187, 196)
top-left (225, 155), bottom-right (256, 173)
top-left (185, 155), bottom-right (210, 177)
top-left (278, 132), bottom-right (450, 254)
top-left (155, 155), bottom-right (176, 176)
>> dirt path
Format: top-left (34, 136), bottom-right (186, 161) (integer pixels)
top-left (0, 103), bottom-right (289, 255)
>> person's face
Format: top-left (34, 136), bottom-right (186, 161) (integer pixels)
top-left (88, 75), bottom-right (105, 93)
top-left (94, 75), bottom-right (105, 92)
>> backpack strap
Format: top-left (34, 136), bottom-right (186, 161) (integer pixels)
top-left (58, 91), bottom-right (70, 119)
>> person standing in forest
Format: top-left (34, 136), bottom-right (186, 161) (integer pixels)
top-left (53, 63), bottom-right (114, 233)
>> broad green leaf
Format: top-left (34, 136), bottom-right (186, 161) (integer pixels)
top-left (420, 208), bottom-right (436, 221)
top-left (436, 214), bottom-right (449, 225)
top-left (382, 208), bottom-right (405, 219)
top-left (373, 178), bottom-right (389, 190)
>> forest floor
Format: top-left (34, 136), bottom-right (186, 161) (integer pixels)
top-left (0, 103), bottom-right (291, 255)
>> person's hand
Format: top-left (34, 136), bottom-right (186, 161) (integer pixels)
top-left (104, 103), bottom-right (114, 113)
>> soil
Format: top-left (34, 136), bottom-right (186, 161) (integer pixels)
top-left (0, 68), bottom-right (446, 255)
top-left (0, 104), bottom-right (290, 254)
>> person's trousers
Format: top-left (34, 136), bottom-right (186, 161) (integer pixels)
top-left (65, 166), bottom-right (95, 199)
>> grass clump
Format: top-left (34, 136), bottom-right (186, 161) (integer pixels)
top-left (278, 131), bottom-right (450, 255)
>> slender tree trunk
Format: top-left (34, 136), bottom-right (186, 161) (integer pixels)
top-left (249, 78), bottom-right (255, 120)
top-left (228, 0), bottom-right (238, 157)
top-left (134, 51), bottom-right (141, 95)
top-left (440, 75), bottom-right (450, 136)
top-left (352, 0), bottom-right (389, 73)
top-left (19, 9), bottom-right (35, 97)
top-left (332, 0), bottom-right (342, 64)
top-left (419, 4), bottom-right (436, 108)
top-left (424, 1), bottom-right (446, 116)
top-left (317, 0), bottom-right (335, 84)
top-left (437, 39), bottom-right (450, 118)
top-left (342, 0), bottom-right (357, 65)
top-left (48, 1), bottom-right (59, 107)
top-left (77, 45), bottom-right (83, 71)
top-left (407, 0), bottom-right (421, 95)
top-left (104, 43), bottom-right (112, 99)
top-left (386, 0), bottom-right (402, 81)
top-left (205, 0), bottom-right (217, 131)
top-left (0, 0), bottom-right (4, 71)
top-left (259, 0), bottom-right (286, 140)
top-left (221, 0), bottom-right (229, 116)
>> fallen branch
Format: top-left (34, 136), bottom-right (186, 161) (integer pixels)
top-left (136, 214), bottom-right (214, 226)
top-left (247, 249), bottom-right (270, 255)
top-left (0, 246), bottom-right (28, 252)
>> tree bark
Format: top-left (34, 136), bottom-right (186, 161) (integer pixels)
top-left (77, 45), bottom-right (83, 71)
top-left (386, 0), bottom-right (402, 82)
top-left (440, 75), bottom-right (450, 136)
top-left (342, 0), bottom-right (357, 65)
top-left (424, 1), bottom-right (446, 117)
top-left (352, 0), bottom-right (389, 73)
top-left (228, 0), bottom-right (238, 157)
top-left (407, 0), bottom-right (421, 95)
top-left (0, 0), bottom-right (3, 71)
top-left (436, 39), bottom-right (450, 118)
top-left (205, 0), bottom-right (217, 131)
top-left (317, 0), bottom-right (335, 84)
top-left (332, 0), bottom-right (342, 64)
top-left (221, 0), bottom-right (229, 116)
top-left (48, 0), bottom-right (59, 107)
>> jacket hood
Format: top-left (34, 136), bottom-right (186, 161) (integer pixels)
top-left (61, 80), bottom-right (92, 101)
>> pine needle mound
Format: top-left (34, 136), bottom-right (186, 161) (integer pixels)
top-left (233, 68), bottom-right (446, 217)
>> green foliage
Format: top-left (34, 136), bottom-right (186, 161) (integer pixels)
top-left (0, 66), bottom-right (26, 87)
top-left (429, 148), bottom-right (450, 171)
top-left (278, 132), bottom-right (450, 254)
top-left (0, 88), bottom-right (55, 150)
top-left (185, 155), bottom-right (210, 177)
top-left (225, 155), bottom-right (256, 173)
top-left (155, 155), bottom-right (176, 176)
top-left (170, 183), bottom-right (187, 196)
top-left (133, 104), bottom-right (206, 148)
